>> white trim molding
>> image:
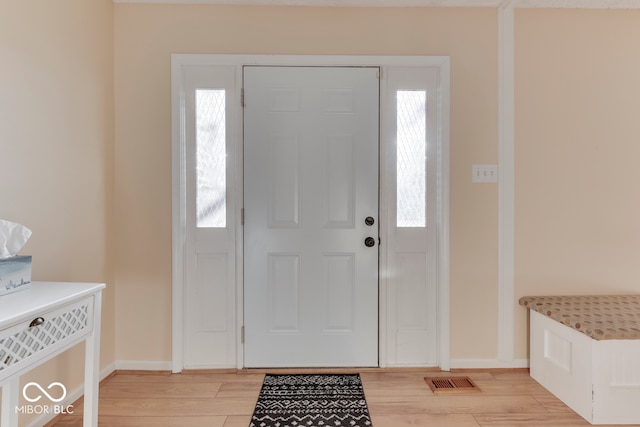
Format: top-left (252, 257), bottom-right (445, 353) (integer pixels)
top-left (437, 60), bottom-right (452, 372)
top-left (497, 0), bottom-right (515, 364)
top-left (115, 360), bottom-right (174, 371)
top-left (171, 57), bottom-right (187, 373)
top-left (451, 358), bottom-right (529, 370)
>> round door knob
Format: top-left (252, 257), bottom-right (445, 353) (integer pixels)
top-left (365, 216), bottom-right (375, 226)
top-left (364, 237), bottom-right (376, 247)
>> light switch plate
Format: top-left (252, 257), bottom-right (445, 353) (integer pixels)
top-left (472, 164), bottom-right (498, 183)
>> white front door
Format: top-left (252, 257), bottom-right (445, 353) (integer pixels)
top-left (243, 66), bottom-right (380, 367)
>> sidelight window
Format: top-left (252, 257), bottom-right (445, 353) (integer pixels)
top-left (396, 90), bottom-right (427, 227)
top-left (196, 89), bottom-right (226, 228)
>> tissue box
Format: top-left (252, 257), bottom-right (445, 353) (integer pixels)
top-left (0, 255), bottom-right (32, 296)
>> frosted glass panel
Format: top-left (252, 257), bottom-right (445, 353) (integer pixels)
top-left (397, 90), bottom-right (426, 227)
top-left (196, 89), bottom-right (226, 228)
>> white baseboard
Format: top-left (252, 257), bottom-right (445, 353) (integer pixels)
top-left (25, 362), bottom-right (116, 427)
top-left (112, 359), bottom-right (529, 371)
top-left (114, 360), bottom-right (173, 371)
top-left (100, 361), bottom-right (117, 379)
top-left (450, 358), bottom-right (529, 369)
top-left (25, 360), bottom-right (171, 427)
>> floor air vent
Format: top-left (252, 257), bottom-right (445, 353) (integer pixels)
top-left (424, 376), bottom-right (481, 394)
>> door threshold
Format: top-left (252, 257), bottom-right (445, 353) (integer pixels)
top-left (239, 366), bottom-right (443, 374)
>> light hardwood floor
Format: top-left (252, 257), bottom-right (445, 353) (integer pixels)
top-left (47, 369), bottom-right (634, 427)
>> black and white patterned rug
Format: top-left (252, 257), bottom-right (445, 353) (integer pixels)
top-left (249, 374), bottom-right (373, 427)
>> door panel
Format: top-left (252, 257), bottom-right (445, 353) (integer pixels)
top-left (267, 253), bottom-right (300, 332)
top-left (182, 66), bottom-right (237, 369)
top-left (324, 134), bottom-right (355, 227)
top-left (244, 66), bottom-right (379, 367)
top-left (322, 254), bottom-right (355, 332)
top-left (267, 133), bottom-right (300, 228)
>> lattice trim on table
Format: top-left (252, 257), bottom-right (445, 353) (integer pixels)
top-left (0, 304), bottom-right (89, 370)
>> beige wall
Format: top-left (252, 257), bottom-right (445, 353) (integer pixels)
top-left (113, 5), bottom-right (499, 362)
top-left (5, 1), bottom-right (638, 375)
top-left (0, 0), bottom-right (115, 419)
top-left (514, 9), bottom-right (640, 358)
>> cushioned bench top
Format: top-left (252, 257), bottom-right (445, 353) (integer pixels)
top-left (519, 295), bottom-right (640, 340)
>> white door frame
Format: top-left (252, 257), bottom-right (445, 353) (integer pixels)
top-left (171, 54), bottom-right (450, 372)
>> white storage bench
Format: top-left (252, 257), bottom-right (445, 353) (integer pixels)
top-left (520, 295), bottom-right (640, 425)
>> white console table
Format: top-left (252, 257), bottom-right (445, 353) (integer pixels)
top-left (0, 282), bottom-right (105, 427)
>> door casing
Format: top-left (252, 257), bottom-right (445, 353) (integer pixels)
top-left (171, 54), bottom-right (451, 372)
